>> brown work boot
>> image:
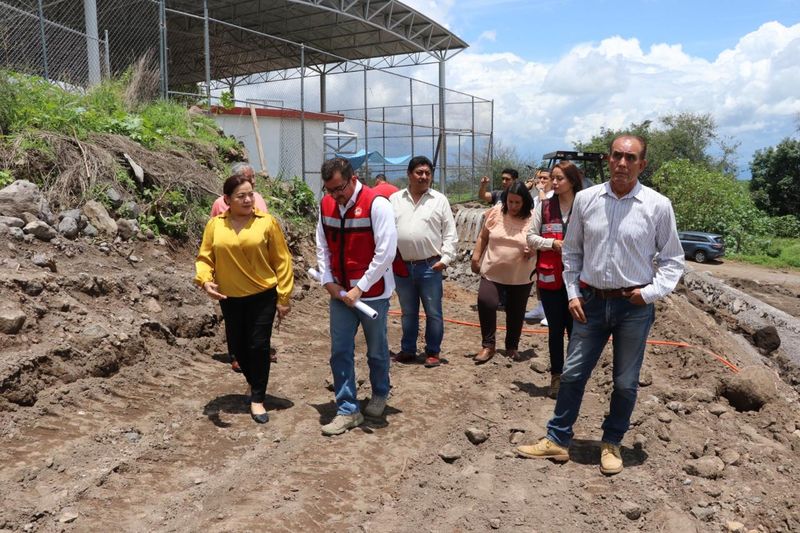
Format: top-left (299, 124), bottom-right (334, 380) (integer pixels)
top-left (548, 374), bottom-right (561, 399)
top-left (516, 438), bottom-right (569, 462)
top-left (474, 347), bottom-right (495, 365)
top-left (600, 442), bottom-right (623, 475)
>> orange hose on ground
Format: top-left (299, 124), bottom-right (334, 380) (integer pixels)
top-left (387, 309), bottom-right (740, 373)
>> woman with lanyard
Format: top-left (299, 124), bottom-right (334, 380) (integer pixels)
top-left (527, 161), bottom-right (583, 398)
top-left (471, 181), bottom-right (536, 364)
top-left (195, 173), bottom-right (294, 424)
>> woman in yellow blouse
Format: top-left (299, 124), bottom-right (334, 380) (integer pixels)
top-left (195, 174), bottom-right (294, 424)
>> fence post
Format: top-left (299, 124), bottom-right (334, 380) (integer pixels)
top-left (159, 0), bottom-right (167, 98)
top-left (203, 0), bottom-right (211, 110)
top-left (409, 78), bottom-right (414, 157)
top-left (83, 0), bottom-right (101, 86)
top-left (363, 66), bottom-right (369, 180)
top-left (36, 0), bottom-right (49, 79)
top-left (103, 29), bottom-right (110, 78)
top-left (300, 43), bottom-right (306, 183)
top-left (438, 56), bottom-right (446, 193)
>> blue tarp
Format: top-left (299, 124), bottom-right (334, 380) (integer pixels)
top-left (336, 149), bottom-right (412, 170)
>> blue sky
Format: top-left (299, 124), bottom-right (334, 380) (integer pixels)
top-left (403, 0), bottom-right (800, 177)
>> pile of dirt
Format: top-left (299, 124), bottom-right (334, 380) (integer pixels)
top-left (0, 233), bottom-right (799, 532)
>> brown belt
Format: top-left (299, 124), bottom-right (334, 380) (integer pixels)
top-left (583, 284), bottom-right (646, 299)
top-left (406, 255), bottom-right (441, 265)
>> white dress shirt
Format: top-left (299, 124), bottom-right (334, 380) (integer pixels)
top-left (563, 181), bottom-right (685, 304)
top-left (315, 181), bottom-right (397, 301)
top-left (390, 187), bottom-right (458, 266)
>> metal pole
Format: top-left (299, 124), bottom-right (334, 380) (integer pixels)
top-left (382, 107), bottom-right (386, 176)
top-left (320, 71), bottom-right (326, 113)
top-left (471, 95), bottom-right (476, 182)
top-left (431, 104), bottom-right (435, 163)
top-left (103, 29), bottom-right (110, 79)
top-left (203, 0), bottom-right (211, 110)
top-left (409, 78), bottom-right (415, 156)
top-left (161, 0), bottom-right (169, 98)
top-left (363, 67), bottom-right (369, 180)
top-left (438, 56), bottom-right (447, 193)
top-left (83, 0), bottom-right (101, 86)
top-left (36, 0), bottom-right (49, 79)
top-left (300, 44), bottom-right (306, 183)
top-left (489, 99), bottom-right (495, 177)
top-left (159, 0), bottom-right (166, 97)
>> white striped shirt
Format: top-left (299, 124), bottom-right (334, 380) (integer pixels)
top-left (563, 181), bottom-right (685, 304)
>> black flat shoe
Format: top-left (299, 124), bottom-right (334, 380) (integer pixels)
top-left (251, 411), bottom-right (269, 424)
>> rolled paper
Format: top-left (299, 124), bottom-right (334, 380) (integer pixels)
top-left (308, 268), bottom-right (378, 320)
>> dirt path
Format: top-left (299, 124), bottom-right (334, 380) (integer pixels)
top-left (692, 260), bottom-right (800, 318)
top-left (1, 242), bottom-right (800, 532)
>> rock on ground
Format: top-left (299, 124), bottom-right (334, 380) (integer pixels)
top-left (721, 366), bottom-right (779, 412)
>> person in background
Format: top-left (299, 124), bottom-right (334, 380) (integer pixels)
top-left (516, 135), bottom-right (685, 475)
top-left (478, 168), bottom-right (518, 205)
top-left (195, 173), bottom-right (293, 424)
top-left (470, 181), bottom-right (536, 364)
top-left (391, 156), bottom-right (458, 368)
top-left (210, 163), bottom-right (268, 216)
top-left (315, 157), bottom-right (397, 436)
top-left (526, 162), bottom-right (583, 398)
top-left (372, 173), bottom-right (399, 198)
top-left (524, 168), bottom-right (554, 324)
top-left (209, 162), bottom-right (277, 370)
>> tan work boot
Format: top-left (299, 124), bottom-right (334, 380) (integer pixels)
top-left (321, 412), bottom-right (364, 436)
top-left (516, 438), bottom-right (569, 462)
top-left (548, 374), bottom-right (561, 399)
top-left (600, 442), bottom-right (623, 475)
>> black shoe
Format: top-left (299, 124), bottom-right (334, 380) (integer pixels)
top-left (251, 411), bottom-right (269, 424)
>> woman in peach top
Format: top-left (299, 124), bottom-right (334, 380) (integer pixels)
top-left (470, 181), bottom-right (536, 364)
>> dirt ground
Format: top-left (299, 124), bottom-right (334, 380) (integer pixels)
top-left (690, 260), bottom-right (800, 318)
top-left (1, 237), bottom-right (800, 533)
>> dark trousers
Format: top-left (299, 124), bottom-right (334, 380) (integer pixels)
top-left (540, 286), bottom-right (573, 375)
top-left (477, 278), bottom-right (533, 350)
top-left (219, 288), bottom-right (277, 403)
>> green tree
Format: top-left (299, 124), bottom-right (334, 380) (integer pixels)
top-left (575, 112), bottom-right (738, 184)
top-left (749, 137), bottom-right (800, 218)
top-left (652, 160), bottom-right (767, 252)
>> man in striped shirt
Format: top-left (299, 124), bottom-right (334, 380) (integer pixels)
top-left (516, 135), bottom-right (685, 475)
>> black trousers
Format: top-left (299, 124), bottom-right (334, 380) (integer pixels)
top-left (477, 278), bottom-right (533, 351)
top-left (539, 285), bottom-right (572, 375)
top-left (219, 288), bottom-right (277, 403)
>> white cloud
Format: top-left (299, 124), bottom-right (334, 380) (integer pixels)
top-left (442, 21), bottom-right (800, 171)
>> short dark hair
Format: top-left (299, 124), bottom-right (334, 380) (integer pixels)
top-left (223, 174), bottom-right (254, 196)
top-left (321, 157), bottom-right (354, 182)
top-left (501, 168), bottom-right (519, 180)
top-left (374, 173), bottom-right (387, 183)
top-left (610, 134), bottom-right (648, 160)
top-left (553, 161), bottom-right (584, 194)
top-left (502, 181), bottom-right (533, 219)
top-left (407, 155), bottom-right (434, 174)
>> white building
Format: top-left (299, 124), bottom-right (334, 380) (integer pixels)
top-left (212, 106), bottom-right (344, 193)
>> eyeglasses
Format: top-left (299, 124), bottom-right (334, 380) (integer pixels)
top-left (323, 180), bottom-right (350, 195)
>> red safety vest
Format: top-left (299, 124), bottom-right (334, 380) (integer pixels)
top-left (321, 186), bottom-right (385, 298)
top-left (536, 197), bottom-right (565, 290)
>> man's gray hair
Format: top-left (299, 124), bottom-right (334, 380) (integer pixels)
top-left (231, 162), bottom-right (255, 177)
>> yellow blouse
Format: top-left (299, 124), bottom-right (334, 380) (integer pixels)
top-left (194, 209), bottom-right (294, 305)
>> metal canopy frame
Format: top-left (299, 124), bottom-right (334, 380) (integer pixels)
top-left (164, 0), bottom-right (468, 86)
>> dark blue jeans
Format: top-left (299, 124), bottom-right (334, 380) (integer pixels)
top-left (329, 298), bottom-right (391, 415)
top-left (546, 287), bottom-right (655, 447)
top-left (395, 258), bottom-right (444, 356)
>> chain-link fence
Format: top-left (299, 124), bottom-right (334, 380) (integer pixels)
top-left (1, 0), bottom-right (494, 201)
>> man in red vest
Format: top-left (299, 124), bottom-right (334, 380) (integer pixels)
top-left (372, 173), bottom-right (399, 198)
top-left (315, 157), bottom-right (397, 436)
